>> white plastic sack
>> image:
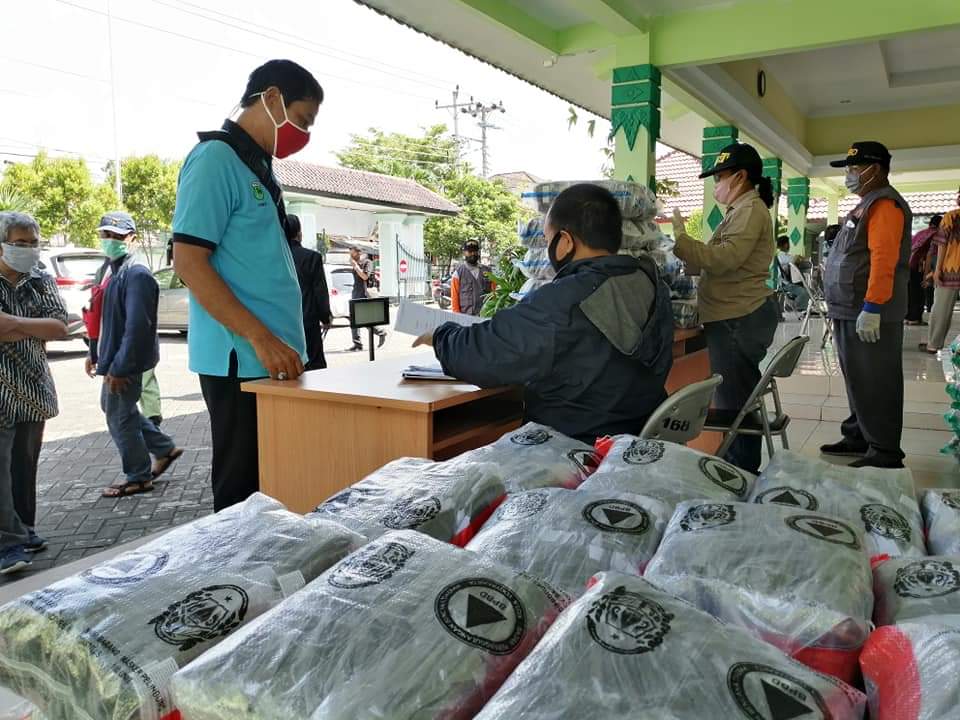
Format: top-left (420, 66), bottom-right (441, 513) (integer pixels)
top-left (513, 246), bottom-right (555, 281)
top-left (582, 437), bottom-right (754, 512)
top-left (860, 616), bottom-right (960, 720)
top-left (518, 216), bottom-right (547, 249)
top-left (475, 571), bottom-right (867, 720)
top-left (510, 277), bottom-right (552, 302)
top-left (873, 556), bottom-right (960, 626)
top-left (645, 500), bottom-right (873, 683)
top-left (170, 530), bottom-right (564, 720)
top-left (921, 489), bottom-right (960, 555)
top-left (455, 423), bottom-right (600, 493)
top-left (751, 450), bottom-right (925, 560)
top-left (466, 487), bottom-right (669, 598)
top-left (620, 219), bottom-right (673, 255)
top-left (0, 493), bottom-right (362, 720)
top-left (522, 180), bottom-right (660, 220)
top-left (309, 455), bottom-right (506, 546)
top-left (671, 299), bottom-right (699, 329)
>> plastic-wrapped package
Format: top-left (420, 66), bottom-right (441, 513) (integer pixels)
top-left (860, 616), bottom-right (960, 720)
top-left (582, 436), bottom-right (754, 512)
top-left (0, 493), bottom-right (362, 720)
top-left (946, 409), bottom-right (960, 435)
top-left (309, 455), bottom-right (506, 546)
top-left (620, 218), bottom-right (674, 255)
top-left (522, 180), bottom-right (660, 220)
top-left (513, 246), bottom-right (555, 281)
top-left (750, 450), bottom-right (925, 560)
top-left (510, 277), bottom-right (552, 302)
top-left (873, 556), bottom-right (960, 626)
top-left (670, 274), bottom-right (697, 300)
top-left (940, 436), bottom-right (960, 461)
top-left (474, 571), bottom-right (867, 720)
top-left (466, 487), bottom-right (669, 598)
top-left (455, 423), bottom-right (600, 493)
top-left (518, 216), bottom-right (547, 249)
top-left (920, 489), bottom-right (960, 554)
top-left (170, 530), bottom-right (564, 720)
top-left (645, 500), bottom-right (873, 683)
top-left (946, 382), bottom-right (960, 407)
top-left (671, 299), bottom-right (700, 329)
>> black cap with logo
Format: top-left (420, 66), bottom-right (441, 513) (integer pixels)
top-left (699, 142), bottom-right (763, 180)
top-left (829, 141), bottom-right (892, 169)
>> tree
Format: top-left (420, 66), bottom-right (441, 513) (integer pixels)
top-left (335, 125), bottom-right (463, 192)
top-left (106, 155), bottom-right (181, 267)
top-left (684, 209), bottom-right (704, 241)
top-left (0, 186), bottom-right (35, 213)
top-left (0, 152), bottom-right (116, 247)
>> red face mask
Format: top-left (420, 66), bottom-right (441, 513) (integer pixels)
top-left (259, 92), bottom-right (310, 158)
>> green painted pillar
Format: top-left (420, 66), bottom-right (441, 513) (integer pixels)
top-left (762, 157), bottom-right (783, 290)
top-left (786, 177), bottom-right (810, 254)
top-left (611, 64), bottom-right (661, 190)
top-left (701, 125), bottom-right (739, 239)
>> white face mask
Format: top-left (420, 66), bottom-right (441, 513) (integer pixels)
top-left (1, 243), bottom-right (40, 274)
top-left (712, 173), bottom-right (740, 206)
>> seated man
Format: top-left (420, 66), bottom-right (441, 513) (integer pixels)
top-left (776, 235), bottom-right (810, 312)
top-left (415, 183), bottom-right (674, 443)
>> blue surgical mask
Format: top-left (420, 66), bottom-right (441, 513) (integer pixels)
top-left (1, 243), bottom-right (40, 274)
top-left (100, 238), bottom-right (128, 260)
top-left (845, 166), bottom-right (875, 194)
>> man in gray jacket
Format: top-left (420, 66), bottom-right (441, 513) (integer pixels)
top-left (822, 142), bottom-right (912, 468)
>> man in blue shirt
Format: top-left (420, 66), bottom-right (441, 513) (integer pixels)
top-left (173, 59), bottom-right (323, 511)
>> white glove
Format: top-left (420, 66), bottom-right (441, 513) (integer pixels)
top-left (856, 310), bottom-right (881, 343)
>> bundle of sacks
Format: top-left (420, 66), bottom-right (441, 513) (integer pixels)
top-left (0, 494), bottom-right (362, 720)
top-left (921, 488), bottom-right (960, 554)
top-left (474, 572), bottom-right (867, 719)
top-left (942, 334), bottom-right (960, 459)
top-left (170, 531), bottom-right (564, 720)
top-left (513, 217), bottom-right (554, 301)
top-left (750, 450), bottom-right (925, 561)
top-left (466, 487), bottom-right (670, 599)
top-left (645, 499), bottom-right (874, 684)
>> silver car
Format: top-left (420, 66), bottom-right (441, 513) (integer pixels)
top-left (38, 247), bottom-right (108, 341)
top-left (153, 267), bottom-right (189, 333)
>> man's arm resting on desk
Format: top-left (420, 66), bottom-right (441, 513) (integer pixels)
top-left (433, 300), bottom-right (555, 387)
top-left (173, 240), bottom-right (303, 379)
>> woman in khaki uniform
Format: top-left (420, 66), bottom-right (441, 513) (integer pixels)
top-left (671, 142), bottom-right (778, 473)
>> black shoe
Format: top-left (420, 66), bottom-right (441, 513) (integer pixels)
top-left (819, 439), bottom-right (869, 457)
top-left (348, 344), bottom-right (363, 352)
top-left (149, 415), bottom-right (163, 427)
top-left (849, 457), bottom-right (905, 470)
top-left (377, 332), bottom-right (387, 349)
top-left (25, 529), bottom-right (47, 553)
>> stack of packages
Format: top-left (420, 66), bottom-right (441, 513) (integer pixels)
top-left (170, 531), bottom-right (564, 720)
top-left (474, 572), bottom-right (867, 719)
top-left (0, 494), bottom-right (362, 720)
top-left (942, 334), bottom-right (960, 459)
top-left (518, 181), bottom-right (691, 318)
top-left (860, 489), bottom-right (960, 719)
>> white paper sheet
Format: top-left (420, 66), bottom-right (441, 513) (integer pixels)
top-left (394, 301), bottom-right (486, 336)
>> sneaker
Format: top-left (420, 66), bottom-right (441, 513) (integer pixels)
top-left (819, 439), bottom-right (869, 457)
top-left (377, 332), bottom-right (387, 349)
top-left (25, 529), bottom-right (47, 553)
top-left (849, 457), bottom-right (905, 470)
top-left (348, 344), bottom-right (363, 352)
top-left (0, 545), bottom-right (32, 575)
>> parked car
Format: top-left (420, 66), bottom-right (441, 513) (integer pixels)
top-left (153, 267), bottom-right (189, 333)
top-left (326, 266), bottom-right (355, 319)
top-left (38, 247), bottom-right (107, 341)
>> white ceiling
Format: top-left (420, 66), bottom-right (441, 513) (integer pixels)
top-left (761, 26), bottom-right (960, 117)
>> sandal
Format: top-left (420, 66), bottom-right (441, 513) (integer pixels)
top-left (152, 448), bottom-right (184, 479)
top-left (102, 480), bottom-right (154, 498)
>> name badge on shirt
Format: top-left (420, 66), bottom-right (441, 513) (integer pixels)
top-left (845, 219), bottom-right (856, 229)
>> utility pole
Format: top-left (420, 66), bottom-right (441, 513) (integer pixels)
top-left (435, 85), bottom-right (473, 160)
top-left (462, 100), bottom-right (506, 178)
top-left (106, 0), bottom-right (122, 201)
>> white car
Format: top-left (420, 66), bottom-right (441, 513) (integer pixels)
top-left (153, 267), bottom-right (189, 333)
top-left (38, 247), bottom-right (107, 341)
top-left (326, 266), bottom-right (355, 319)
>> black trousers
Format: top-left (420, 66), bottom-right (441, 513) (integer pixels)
top-left (11, 421), bottom-right (43, 528)
top-left (304, 321), bottom-right (327, 371)
top-left (198, 353), bottom-right (263, 512)
top-left (703, 297), bottom-right (779, 474)
top-left (906, 269), bottom-right (925, 322)
top-left (833, 319), bottom-right (905, 463)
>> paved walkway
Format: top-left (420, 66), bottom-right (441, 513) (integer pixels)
top-left (1, 324), bottom-right (419, 589)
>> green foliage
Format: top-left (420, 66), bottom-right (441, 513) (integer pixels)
top-left (0, 152), bottom-right (117, 247)
top-left (685, 209), bottom-right (704, 241)
top-left (0, 186), bottom-right (35, 213)
top-left (105, 155), bottom-right (181, 234)
top-left (335, 125), bottom-right (462, 192)
top-left (480, 246), bottom-right (525, 318)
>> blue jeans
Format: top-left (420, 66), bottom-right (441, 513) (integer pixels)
top-left (101, 375), bottom-right (175, 485)
top-left (703, 297), bottom-right (779, 474)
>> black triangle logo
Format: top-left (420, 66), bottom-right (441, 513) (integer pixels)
top-left (808, 521), bottom-right (842, 538)
top-left (466, 593), bottom-right (506, 629)
top-left (716, 466), bottom-right (740, 485)
top-left (761, 679), bottom-right (815, 719)
top-left (601, 508), bottom-right (633, 526)
top-left (772, 491), bottom-right (800, 506)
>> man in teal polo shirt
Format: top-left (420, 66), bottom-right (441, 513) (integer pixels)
top-left (172, 60), bottom-right (323, 510)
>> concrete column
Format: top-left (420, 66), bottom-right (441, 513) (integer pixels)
top-left (701, 125), bottom-right (740, 240)
top-left (611, 64), bottom-right (661, 190)
top-left (376, 212), bottom-right (407, 298)
top-left (786, 177), bottom-right (811, 254)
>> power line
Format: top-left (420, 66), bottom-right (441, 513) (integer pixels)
top-left (435, 85), bottom-right (476, 159)
top-left (462, 100), bottom-right (506, 178)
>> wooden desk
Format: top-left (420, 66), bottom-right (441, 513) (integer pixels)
top-left (242, 355), bottom-right (523, 513)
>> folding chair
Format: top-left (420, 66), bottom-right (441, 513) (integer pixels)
top-left (801, 265), bottom-right (832, 349)
top-left (703, 336), bottom-right (810, 458)
top-left (639, 374), bottom-right (723, 444)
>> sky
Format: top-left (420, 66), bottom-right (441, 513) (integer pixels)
top-left (0, 0), bottom-right (613, 182)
